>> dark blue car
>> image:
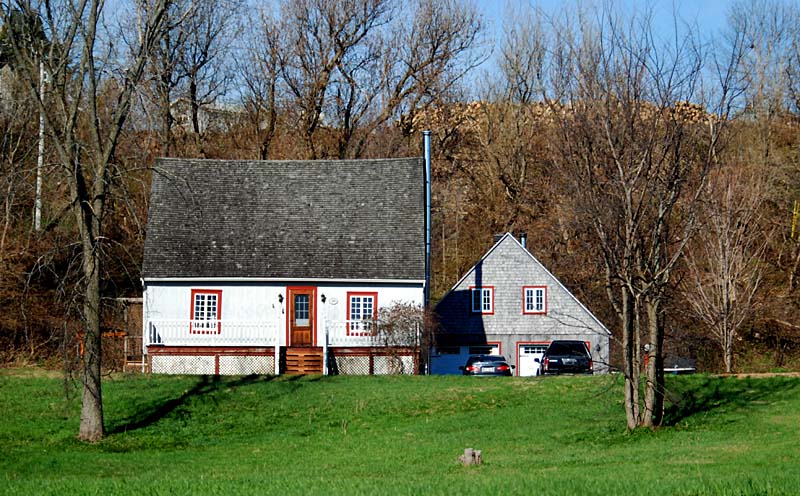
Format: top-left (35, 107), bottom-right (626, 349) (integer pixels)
top-left (460, 355), bottom-right (515, 376)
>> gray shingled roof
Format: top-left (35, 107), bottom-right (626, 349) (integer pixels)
top-left (142, 157), bottom-right (425, 280)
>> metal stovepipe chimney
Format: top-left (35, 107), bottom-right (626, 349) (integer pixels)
top-left (424, 130), bottom-right (432, 309)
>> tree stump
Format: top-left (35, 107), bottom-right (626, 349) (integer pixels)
top-left (459, 448), bottom-right (482, 466)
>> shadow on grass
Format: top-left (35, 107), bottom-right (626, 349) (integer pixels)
top-left (662, 375), bottom-right (799, 426)
top-left (108, 374), bottom-right (283, 434)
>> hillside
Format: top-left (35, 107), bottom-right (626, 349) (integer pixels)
top-left (1, 371), bottom-right (798, 495)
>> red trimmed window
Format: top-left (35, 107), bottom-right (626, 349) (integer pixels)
top-left (523, 286), bottom-right (547, 314)
top-left (470, 286), bottom-right (494, 314)
top-left (347, 292), bottom-right (377, 336)
top-left (190, 289), bottom-right (222, 334)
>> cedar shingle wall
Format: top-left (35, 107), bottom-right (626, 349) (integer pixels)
top-left (435, 235), bottom-right (610, 370)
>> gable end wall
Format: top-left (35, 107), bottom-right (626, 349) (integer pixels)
top-left (435, 235), bottom-right (610, 371)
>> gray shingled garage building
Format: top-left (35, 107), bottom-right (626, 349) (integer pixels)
top-left (432, 233), bottom-right (610, 375)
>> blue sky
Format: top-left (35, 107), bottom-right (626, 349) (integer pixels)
top-left (474, 0), bottom-right (732, 38)
top-left (467, 0), bottom-right (735, 92)
top-left (473, 0), bottom-right (732, 62)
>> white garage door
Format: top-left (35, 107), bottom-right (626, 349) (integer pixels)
top-left (518, 344), bottom-right (548, 377)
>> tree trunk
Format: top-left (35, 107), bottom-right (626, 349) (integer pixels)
top-left (642, 297), bottom-right (665, 427)
top-left (789, 244), bottom-right (800, 292)
top-left (190, 79), bottom-right (205, 158)
top-left (621, 287), bottom-right (639, 430)
top-left (258, 95), bottom-right (276, 160)
top-left (724, 327), bottom-right (734, 373)
top-left (158, 81), bottom-right (173, 156)
top-left (78, 214), bottom-right (104, 442)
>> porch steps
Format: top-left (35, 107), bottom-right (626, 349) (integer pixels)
top-left (284, 347), bottom-right (324, 375)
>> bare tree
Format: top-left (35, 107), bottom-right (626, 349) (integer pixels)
top-left (496, 4), bottom-right (546, 106)
top-left (1, 5), bottom-right (48, 231)
top-left (726, 0), bottom-right (799, 124)
top-left (724, 1), bottom-right (800, 300)
top-left (245, 0), bottom-right (486, 159)
top-left (143, 0), bottom-right (240, 156)
top-left (789, 34), bottom-right (800, 112)
top-left (458, 9), bottom-right (555, 239)
top-left (178, 0), bottom-right (241, 156)
top-left (146, 0), bottom-right (192, 155)
top-left (0, 73), bottom-right (37, 260)
top-left (376, 0), bottom-right (486, 146)
top-left (376, 302), bottom-right (439, 374)
top-left (269, 0), bottom-right (392, 159)
top-left (536, 6), bottom-right (740, 429)
top-left (239, 11), bottom-right (280, 159)
top-left (684, 166), bottom-right (768, 373)
top-left (1, 0), bottom-right (172, 441)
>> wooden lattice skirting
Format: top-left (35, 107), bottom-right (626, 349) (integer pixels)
top-left (148, 347), bottom-right (276, 375)
top-left (146, 346), bottom-right (420, 375)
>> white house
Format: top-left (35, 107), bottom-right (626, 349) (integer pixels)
top-left (432, 233), bottom-right (611, 375)
top-left (142, 157), bottom-right (425, 375)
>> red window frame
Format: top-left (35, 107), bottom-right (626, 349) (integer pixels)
top-left (347, 291), bottom-right (378, 336)
top-left (470, 286), bottom-right (495, 314)
top-left (523, 286), bottom-right (548, 315)
top-left (190, 289), bottom-right (222, 334)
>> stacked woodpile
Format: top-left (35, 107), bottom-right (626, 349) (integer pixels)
top-left (407, 99), bottom-right (716, 143)
top-left (670, 101), bottom-right (714, 124)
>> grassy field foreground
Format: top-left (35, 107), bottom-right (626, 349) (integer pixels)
top-left (1, 370), bottom-right (798, 495)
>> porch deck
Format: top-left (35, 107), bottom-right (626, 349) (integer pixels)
top-left (143, 320), bottom-right (420, 375)
top-left (145, 319), bottom-right (417, 348)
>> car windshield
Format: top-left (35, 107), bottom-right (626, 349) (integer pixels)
top-left (548, 342), bottom-right (587, 355)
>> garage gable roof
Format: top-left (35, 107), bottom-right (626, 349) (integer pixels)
top-left (435, 233), bottom-right (610, 335)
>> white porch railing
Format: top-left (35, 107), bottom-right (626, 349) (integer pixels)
top-left (145, 319), bottom-right (418, 348)
top-left (325, 320), bottom-right (420, 347)
top-left (146, 320), bottom-right (279, 347)
top-left (323, 319), bottom-right (421, 376)
top-left (143, 319), bottom-right (420, 375)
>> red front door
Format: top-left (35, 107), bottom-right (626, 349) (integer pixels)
top-left (288, 287), bottom-right (315, 346)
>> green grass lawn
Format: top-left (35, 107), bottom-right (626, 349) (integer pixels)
top-left (1, 370), bottom-right (798, 495)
